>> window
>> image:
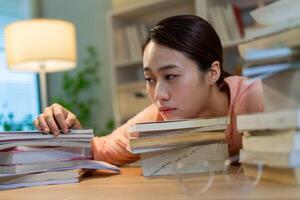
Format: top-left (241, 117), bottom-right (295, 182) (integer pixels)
top-left (0, 0), bottom-right (40, 131)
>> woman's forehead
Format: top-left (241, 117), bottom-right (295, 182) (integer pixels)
top-left (143, 42), bottom-right (198, 72)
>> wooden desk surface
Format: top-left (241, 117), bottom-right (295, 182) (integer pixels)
top-left (0, 167), bottom-right (300, 200)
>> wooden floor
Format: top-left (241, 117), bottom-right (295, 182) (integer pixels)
top-left (0, 167), bottom-right (300, 200)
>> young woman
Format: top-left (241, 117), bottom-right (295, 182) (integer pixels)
top-left (34, 15), bottom-right (264, 165)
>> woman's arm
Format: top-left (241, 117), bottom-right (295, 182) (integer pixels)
top-left (92, 104), bottom-right (163, 166)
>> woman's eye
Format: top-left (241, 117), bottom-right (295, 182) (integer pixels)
top-left (144, 77), bottom-right (155, 84)
top-left (165, 74), bottom-right (178, 80)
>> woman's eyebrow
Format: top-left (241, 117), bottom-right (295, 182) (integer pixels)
top-left (144, 64), bottom-right (179, 72)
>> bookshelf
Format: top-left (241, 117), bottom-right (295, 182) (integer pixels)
top-left (107, 0), bottom-right (277, 126)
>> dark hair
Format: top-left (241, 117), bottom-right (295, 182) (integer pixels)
top-left (142, 15), bottom-right (229, 85)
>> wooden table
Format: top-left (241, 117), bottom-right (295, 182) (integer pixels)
top-left (0, 167), bottom-right (299, 200)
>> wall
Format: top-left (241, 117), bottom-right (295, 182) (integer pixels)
top-left (39, 0), bottom-right (113, 133)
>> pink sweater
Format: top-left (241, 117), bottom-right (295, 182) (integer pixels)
top-left (91, 76), bottom-right (264, 165)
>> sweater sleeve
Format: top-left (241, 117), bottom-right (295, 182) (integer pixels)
top-left (91, 104), bottom-right (162, 166)
top-left (226, 78), bottom-right (264, 157)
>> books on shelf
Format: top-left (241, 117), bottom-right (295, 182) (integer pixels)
top-left (249, 0), bottom-right (300, 26)
top-left (114, 23), bottom-right (149, 65)
top-left (238, 23), bottom-right (300, 112)
top-left (244, 0), bottom-right (300, 40)
top-left (208, 2), bottom-right (243, 44)
top-left (129, 117), bottom-right (229, 176)
top-left (239, 26), bottom-right (300, 59)
top-left (241, 47), bottom-right (300, 69)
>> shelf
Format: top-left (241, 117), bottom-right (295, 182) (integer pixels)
top-left (109, 0), bottom-right (193, 18)
top-left (228, 0), bottom-right (277, 9)
top-left (115, 58), bottom-right (143, 68)
top-left (223, 38), bottom-right (247, 49)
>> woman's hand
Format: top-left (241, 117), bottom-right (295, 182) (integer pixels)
top-left (34, 103), bottom-right (82, 136)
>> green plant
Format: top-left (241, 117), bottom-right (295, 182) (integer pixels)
top-left (51, 46), bottom-right (114, 135)
top-left (0, 113), bottom-right (35, 131)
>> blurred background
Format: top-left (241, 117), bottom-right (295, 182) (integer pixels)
top-left (0, 0), bottom-right (278, 135)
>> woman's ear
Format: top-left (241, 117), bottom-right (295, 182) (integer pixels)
top-left (206, 61), bottom-right (221, 86)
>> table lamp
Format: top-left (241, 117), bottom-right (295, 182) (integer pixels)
top-left (4, 19), bottom-right (77, 110)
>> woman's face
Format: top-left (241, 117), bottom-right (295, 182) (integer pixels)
top-left (143, 41), bottom-right (211, 120)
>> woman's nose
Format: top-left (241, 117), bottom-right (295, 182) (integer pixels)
top-left (154, 82), bottom-right (170, 101)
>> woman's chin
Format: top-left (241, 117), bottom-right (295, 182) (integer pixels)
top-left (162, 114), bottom-right (186, 121)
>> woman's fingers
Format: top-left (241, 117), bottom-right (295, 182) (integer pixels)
top-left (34, 103), bottom-right (82, 136)
top-left (52, 104), bottom-right (69, 133)
top-left (66, 113), bottom-right (82, 129)
top-left (37, 114), bottom-right (50, 133)
top-left (43, 107), bottom-right (60, 136)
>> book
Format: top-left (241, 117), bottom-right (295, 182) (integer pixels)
top-left (242, 129), bottom-right (300, 153)
top-left (242, 47), bottom-right (300, 68)
top-left (261, 68), bottom-right (300, 112)
top-left (236, 108), bottom-right (300, 131)
top-left (0, 169), bottom-right (84, 185)
top-left (140, 142), bottom-right (228, 176)
top-left (0, 140), bottom-right (90, 150)
top-left (0, 146), bottom-right (91, 165)
top-left (209, 6), bottom-right (230, 43)
top-left (249, 0), bottom-right (300, 27)
top-left (242, 163), bottom-right (300, 185)
top-left (223, 3), bottom-right (242, 40)
top-left (239, 150), bottom-right (300, 168)
top-left (0, 178), bottom-right (78, 190)
top-left (239, 26), bottom-right (300, 59)
top-left (129, 130), bottom-right (225, 153)
top-left (128, 116), bottom-right (229, 133)
top-left (242, 62), bottom-right (294, 78)
top-left (0, 159), bottom-right (120, 175)
top-left (0, 129), bottom-right (94, 135)
top-left (135, 124), bottom-right (227, 137)
top-left (0, 130), bottom-right (94, 142)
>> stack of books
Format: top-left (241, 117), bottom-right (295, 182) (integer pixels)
top-left (208, 2), bottom-right (244, 44)
top-left (0, 129), bottom-right (119, 190)
top-left (237, 109), bottom-right (300, 185)
top-left (128, 117), bottom-right (230, 176)
top-left (238, 22), bottom-right (300, 112)
top-left (237, 18), bottom-right (300, 184)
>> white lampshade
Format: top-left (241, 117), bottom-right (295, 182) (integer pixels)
top-left (4, 18), bottom-right (77, 73)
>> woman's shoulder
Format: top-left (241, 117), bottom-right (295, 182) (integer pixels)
top-left (225, 76), bottom-right (264, 114)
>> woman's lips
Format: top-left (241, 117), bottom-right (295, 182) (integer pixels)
top-left (159, 107), bottom-right (177, 115)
